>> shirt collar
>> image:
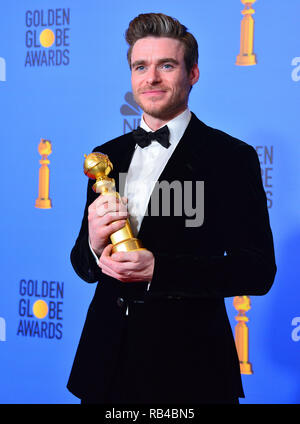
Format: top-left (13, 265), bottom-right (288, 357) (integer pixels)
top-left (139, 108), bottom-right (191, 146)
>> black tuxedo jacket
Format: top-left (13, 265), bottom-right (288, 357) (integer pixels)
top-left (67, 113), bottom-right (276, 403)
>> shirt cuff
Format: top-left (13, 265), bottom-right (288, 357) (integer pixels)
top-left (88, 238), bottom-right (100, 265)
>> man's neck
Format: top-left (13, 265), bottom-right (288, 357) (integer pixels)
top-left (143, 106), bottom-right (188, 131)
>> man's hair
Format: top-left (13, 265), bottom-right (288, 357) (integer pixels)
top-left (125, 13), bottom-right (198, 74)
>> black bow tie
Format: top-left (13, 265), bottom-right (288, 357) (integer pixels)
top-left (132, 125), bottom-right (170, 149)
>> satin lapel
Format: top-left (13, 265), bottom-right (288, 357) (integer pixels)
top-left (114, 135), bottom-right (136, 195)
top-left (159, 113), bottom-right (209, 182)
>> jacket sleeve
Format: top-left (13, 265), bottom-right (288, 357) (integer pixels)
top-left (70, 177), bottom-right (104, 283)
top-left (149, 144), bottom-right (277, 298)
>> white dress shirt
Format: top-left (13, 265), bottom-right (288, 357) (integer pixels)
top-left (125, 108), bottom-right (192, 236)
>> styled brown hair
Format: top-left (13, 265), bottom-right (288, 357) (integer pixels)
top-left (125, 13), bottom-right (198, 74)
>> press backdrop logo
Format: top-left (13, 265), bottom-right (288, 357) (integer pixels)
top-left (0, 57), bottom-right (6, 81)
top-left (291, 317), bottom-right (300, 341)
top-left (0, 317), bottom-right (6, 341)
top-left (25, 8), bottom-right (70, 67)
top-left (255, 145), bottom-right (274, 208)
top-left (17, 279), bottom-right (64, 339)
top-left (291, 57), bottom-right (300, 82)
top-left (120, 91), bottom-right (141, 134)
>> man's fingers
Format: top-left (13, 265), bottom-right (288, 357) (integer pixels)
top-left (100, 262), bottom-right (136, 283)
top-left (111, 251), bottom-right (139, 263)
top-left (111, 249), bottom-right (150, 263)
top-left (99, 245), bottom-right (154, 283)
top-left (99, 245), bottom-right (134, 270)
top-left (102, 211), bottom-right (128, 225)
top-left (99, 245), bottom-right (125, 275)
top-left (97, 219), bottom-right (126, 239)
top-left (96, 203), bottom-right (128, 218)
top-left (101, 243), bottom-right (113, 258)
top-left (100, 263), bottom-right (121, 280)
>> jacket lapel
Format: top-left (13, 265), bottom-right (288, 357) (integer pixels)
top-left (159, 113), bottom-right (209, 182)
top-left (114, 135), bottom-right (136, 195)
top-left (137, 113), bottom-right (209, 237)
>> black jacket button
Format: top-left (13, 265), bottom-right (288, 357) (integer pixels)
top-left (116, 297), bottom-right (124, 308)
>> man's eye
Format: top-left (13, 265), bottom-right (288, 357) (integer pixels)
top-left (162, 63), bottom-right (174, 69)
top-left (136, 65), bottom-right (145, 71)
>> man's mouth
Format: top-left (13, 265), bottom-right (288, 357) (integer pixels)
top-left (141, 89), bottom-right (166, 96)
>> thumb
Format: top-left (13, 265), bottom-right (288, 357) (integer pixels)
top-left (101, 243), bottom-right (113, 258)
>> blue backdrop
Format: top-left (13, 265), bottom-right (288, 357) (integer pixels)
top-left (0, 0), bottom-right (299, 404)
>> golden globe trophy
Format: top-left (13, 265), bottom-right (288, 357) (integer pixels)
top-left (35, 139), bottom-right (52, 209)
top-left (236, 0), bottom-right (257, 66)
top-left (83, 152), bottom-right (144, 254)
top-left (233, 295), bottom-right (253, 374)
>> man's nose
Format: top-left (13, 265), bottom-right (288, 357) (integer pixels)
top-left (146, 66), bottom-right (161, 84)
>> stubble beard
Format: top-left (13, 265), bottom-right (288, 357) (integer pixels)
top-left (134, 93), bottom-right (187, 121)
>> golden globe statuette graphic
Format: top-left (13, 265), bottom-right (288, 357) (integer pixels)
top-left (236, 0), bottom-right (257, 66)
top-left (40, 29), bottom-right (55, 48)
top-left (33, 299), bottom-right (49, 319)
top-left (233, 295), bottom-right (253, 374)
top-left (35, 139), bottom-right (52, 209)
top-left (84, 152), bottom-right (144, 253)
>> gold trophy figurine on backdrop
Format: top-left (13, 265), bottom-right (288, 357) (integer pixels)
top-left (233, 295), bottom-right (253, 375)
top-left (35, 139), bottom-right (52, 209)
top-left (236, 0), bottom-right (257, 66)
top-left (83, 152), bottom-right (145, 254)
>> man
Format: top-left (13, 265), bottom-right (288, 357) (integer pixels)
top-left (67, 13), bottom-right (276, 404)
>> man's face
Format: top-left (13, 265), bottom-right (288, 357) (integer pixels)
top-left (130, 36), bottom-right (199, 122)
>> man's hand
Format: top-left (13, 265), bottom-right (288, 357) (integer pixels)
top-left (88, 194), bottom-right (129, 257)
top-left (98, 244), bottom-right (155, 283)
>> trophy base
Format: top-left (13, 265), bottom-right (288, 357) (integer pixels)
top-left (35, 198), bottom-right (52, 209)
top-left (112, 238), bottom-right (145, 253)
top-left (240, 361), bottom-right (253, 375)
top-left (236, 54), bottom-right (256, 66)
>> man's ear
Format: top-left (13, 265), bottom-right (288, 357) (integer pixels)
top-left (189, 63), bottom-right (200, 87)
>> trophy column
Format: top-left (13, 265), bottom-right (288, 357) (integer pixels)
top-left (233, 295), bottom-right (253, 375)
top-left (236, 0), bottom-right (257, 66)
top-left (84, 152), bottom-right (144, 254)
top-left (35, 139), bottom-right (52, 209)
